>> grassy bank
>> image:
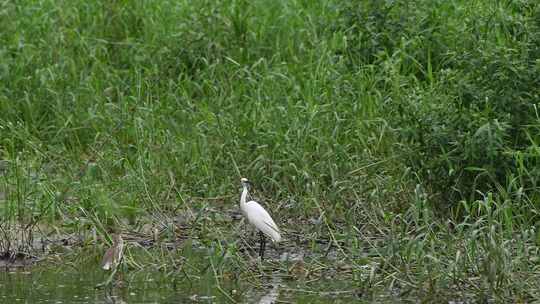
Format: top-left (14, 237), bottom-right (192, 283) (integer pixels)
top-left (1, 0), bottom-right (539, 302)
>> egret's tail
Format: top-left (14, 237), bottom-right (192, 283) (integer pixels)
top-left (264, 226), bottom-right (281, 243)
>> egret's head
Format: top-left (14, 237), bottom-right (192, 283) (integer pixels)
top-left (240, 177), bottom-right (250, 187)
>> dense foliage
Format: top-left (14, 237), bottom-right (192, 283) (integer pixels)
top-left (340, 0), bottom-right (540, 205)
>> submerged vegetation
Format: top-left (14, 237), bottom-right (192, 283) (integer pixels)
top-left (1, 0), bottom-right (539, 302)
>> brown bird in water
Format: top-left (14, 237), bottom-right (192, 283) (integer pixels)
top-left (101, 233), bottom-right (124, 270)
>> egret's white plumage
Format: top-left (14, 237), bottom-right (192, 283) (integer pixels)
top-left (240, 178), bottom-right (281, 243)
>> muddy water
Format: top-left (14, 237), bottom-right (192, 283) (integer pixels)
top-left (1, 267), bottom-right (232, 303)
top-left (0, 248), bottom-right (396, 304)
top-left (0, 265), bottom-right (381, 303)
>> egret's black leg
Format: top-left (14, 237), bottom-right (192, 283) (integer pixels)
top-left (259, 231), bottom-right (266, 260)
top-left (262, 235), bottom-right (266, 258)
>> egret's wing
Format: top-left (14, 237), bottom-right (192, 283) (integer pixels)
top-left (244, 201), bottom-right (281, 242)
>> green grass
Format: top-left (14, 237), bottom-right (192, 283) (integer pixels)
top-left (1, 0), bottom-right (539, 302)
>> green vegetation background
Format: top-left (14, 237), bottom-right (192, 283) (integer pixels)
top-left (1, 0), bottom-right (539, 301)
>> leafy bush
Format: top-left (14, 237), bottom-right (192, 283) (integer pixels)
top-left (339, 0), bottom-right (540, 205)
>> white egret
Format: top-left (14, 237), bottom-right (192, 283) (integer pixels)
top-left (239, 177), bottom-right (281, 260)
top-left (101, 233), bottom-right (124, 270)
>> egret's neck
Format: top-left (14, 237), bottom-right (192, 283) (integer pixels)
top-left (240, 186), bottom-right (249, 205)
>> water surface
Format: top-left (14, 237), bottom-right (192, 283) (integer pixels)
top-left (0, 264), bottom-right (376, 303)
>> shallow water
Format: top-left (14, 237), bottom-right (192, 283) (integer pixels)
top-left (0, 264), bottom-right (377, 303)
top-left (0, 244), bottom-right (401, 304)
